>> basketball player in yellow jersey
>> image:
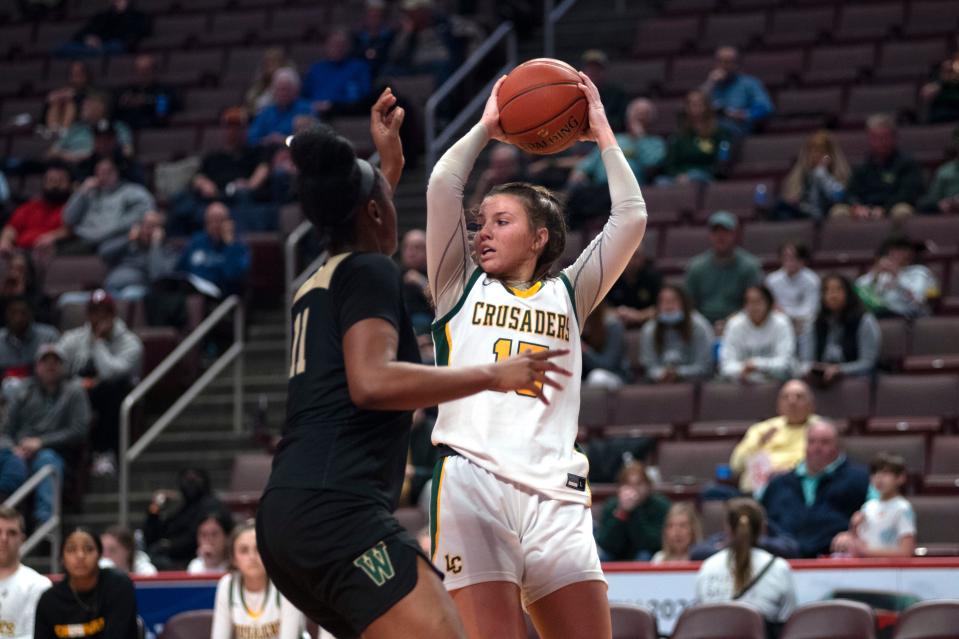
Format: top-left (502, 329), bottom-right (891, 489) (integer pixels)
top-left (426, 72), bottom-right (648, 639)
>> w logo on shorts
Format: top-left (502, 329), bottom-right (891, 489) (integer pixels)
top-left (353, 541), bottom-right (396, 587)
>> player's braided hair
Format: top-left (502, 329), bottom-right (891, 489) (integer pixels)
top-left (486, 182), bottom-right (567, 281)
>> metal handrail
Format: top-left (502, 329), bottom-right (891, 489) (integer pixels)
top-left (425, 21), bottom-right (518, 173)
top-left (118, 295), bottom-right (244, 528)
top-left (544, 0), bottom-right (579, 58)
top-left (5, 465), bottom-right (60, 571)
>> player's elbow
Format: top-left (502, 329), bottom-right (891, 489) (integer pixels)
top-left (347, 378), bottom-right (390, 410)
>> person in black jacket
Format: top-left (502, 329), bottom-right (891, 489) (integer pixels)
top-left (142, 467), bottom-right (225, 569)
top-left (761, 420), bottom-right (871, 558)
top-left (34, 527), bottom-right (139, 639)
top-left (57, 0), bottom-right (151, 58)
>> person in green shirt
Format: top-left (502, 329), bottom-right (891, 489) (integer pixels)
top-left (595, 461), bottom-right (671, 561)
top-left (918, 151), bottom-right (959, 214)
top-left (685, 211), bottom-right (763, 328)
top-left (658, 89), bottom-right (733, 184)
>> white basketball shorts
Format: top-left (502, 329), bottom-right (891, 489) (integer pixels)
top-left (429, 454), bottom-right (606, 607)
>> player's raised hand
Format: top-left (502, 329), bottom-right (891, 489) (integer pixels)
top-left (576, 71), bottom-right (615, 149)
top-left (488, 348), bottom-right (572, 405)
top-left (370, 87), bottom-right (405, 190)
top-left (480, 75), bottom-right (509, 143)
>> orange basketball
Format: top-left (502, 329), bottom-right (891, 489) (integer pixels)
top-left (497, 58), bottom-right (588, 155)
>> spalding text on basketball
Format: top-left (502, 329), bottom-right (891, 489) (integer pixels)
top-left (518, 114), bottom-right (580, 153)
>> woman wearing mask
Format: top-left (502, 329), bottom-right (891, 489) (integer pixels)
top-left (211, 522), bottom-right (309, 639)
top-left (774, 131), bottom-right (849, 221)
top-left (652, 502), bottom-right (703, 563)
top-left (696, 499), bottom-right (796, 639)
top-left (798, 273), bottom-right (880, 386)
top-left (35, 527), bottom-right (139, 638)
top-left (640, 285), bottom-right (714, 383)
top-left (720, 284), bottom-right (795, 384)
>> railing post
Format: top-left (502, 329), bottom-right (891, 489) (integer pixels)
top-left (51, 470), bottom-right (60, 572)
top-left (234, 302), bottom-right (244, 433)
top-left (119, 395), bottom-right (131, 529)
top-left (544, 0), bottom-right (555, 58)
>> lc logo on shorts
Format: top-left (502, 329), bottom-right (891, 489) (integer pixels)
top-left (353, 541), bottom-right (396, 587)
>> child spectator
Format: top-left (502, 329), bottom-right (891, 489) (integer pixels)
top-left (831, 453), bottom-right (916, 558)
top-left (652, 502), bottom-right (702, 563)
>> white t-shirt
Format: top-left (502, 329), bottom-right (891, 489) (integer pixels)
top-left (766, 267), bottom-right (820, 326)
top-left (0, 564), bottom-right (52, 639)
top-left (186, 557), bottom-right (228, 575)
top-left (696, 547), bottom-right (796, 623)
top-left (211, 573), bottom-right (307, 639)
top-left (859, 496), bottom-right (916, 551)
top-left (720, 310), bottom-right (796, 383)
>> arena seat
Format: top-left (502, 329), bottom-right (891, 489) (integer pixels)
top-left (606, 59), bottom-right (668, 94)
top-left (141, 14), bottom-right (209, 50)
top-left (641, 182), bottom-right (699, 225)
top-left (893, 600), bottom-right (959, 639)
top-left (903, 0), bottom-right (959, 36)
top-left (219, 452), bottom-right (272, 514)
top-left (904, 317), bottom-right (959, 373)
top-left (899, 125), bottom-right (957, 164)
top-left (162, 50), bottom-right (226, 86)
top-left (632, 16), bottom-right (701, 56)
top-left (942, 262), bottom-right (959, 315)
top-left (844, 434), bottom-right (927, 481)
top-left (658, 226), bottom-right (709, 272)
top-left (867, 374), bottom-right (959, 433)
top-left (686, 420), bottom-right (752, 439)
top-left (697, 382), bottom-right (778, 422)
top-left (579, 386), bottom-right (611, 430)
top-left (623, 328), bottom-right (643, 377)
top-left (0, 59), bottom-right (45, 97)
top-left (764, 6), bottom-right (835, 46)
top-left (101, 54), bottom-right (149, 89)
top-left (741, 49), bottom-right (805, 89)
top-left (698, 180), bottom-right (770, 221)
top-left (877, 318), bottom-right (909, 370)
top-left (877, 39), bottom-right (950, 81)
top-left (205, 10), bottom-right (268, 46)
top-left (698, 12), bottom-right (768, 51)
top-left (781, 600), bottom-right (875, 639)
top-left (804, 44), bottom-right (876, 85)
top-left (843, 83), bottom-right (918, 126)
top-left (671, 602), bottom-right (766, 639)
top-left (700, 498), bottom-right (726, 536)
top-left (222, 46), bottom-right (271, 87)
top-left (922, 436), bottom-right (959, 494)
top-left (158, 609), bottom-right (214, 639)
top-left (733, 136), bottom-right (804, 177)
top-left (816, 219), bottom-right (893, 266)
top-left (911, 496), bottom-right (959, 555)
top-left (808, 376), bottom-right (871, 427)
top-left (741, 220), bottom-right (815, 263)
top-left (665, 56), bottom-right (715, 96)
top-left (42, 256), bottom-right (109, 300)
top-left (610, 602), bottom-right (658, 639)
top-left (611, 382), bottom-right (696, 430)
top-left (137, 127), bottom-right (199, 164)
top-left (656, 439), bottom-right (736, 486)
top-left (902, 216), bottom-right (959, 258)
top-left (833, 2), bottom-right (904, 41)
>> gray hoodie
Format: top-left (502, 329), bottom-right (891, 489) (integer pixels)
top-left (57, 318), bottom-right (143, 382)
top-left (63, 182), bottom-right (154, 246)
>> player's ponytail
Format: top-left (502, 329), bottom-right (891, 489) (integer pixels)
top-left (726, 498), bottom-right (764, 595)
top-left (486, 182), bottom-right (567, 281)
top-left (290, 125), bottom-right (384, 246)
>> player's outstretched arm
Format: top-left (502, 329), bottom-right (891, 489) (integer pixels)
top-left (370, 87), bottom-right (405, 192)
top-left (344, 318), bottom-right (571, 410)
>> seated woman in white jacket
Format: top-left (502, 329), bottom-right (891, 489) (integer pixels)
top-left (720, 284), bottom-right (796, 384)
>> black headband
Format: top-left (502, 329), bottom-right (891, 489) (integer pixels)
top-left (356, 158), bottom-right (376, 203)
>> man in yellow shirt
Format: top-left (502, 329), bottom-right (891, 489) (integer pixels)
top-left (730, 380), bottom-right (817, 495)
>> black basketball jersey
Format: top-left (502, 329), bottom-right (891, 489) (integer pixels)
top-left (266, 252), bottom-right (421, 513)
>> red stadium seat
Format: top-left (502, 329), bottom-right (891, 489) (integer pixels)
top-left (606, 60), bottom-right (668, 95)
top-left (610, 603), bottom-right (658, 639)
top-left (899, 125), bottom-right (956, 165)
top-left (136, 127), bottom-right (199, 164)
top-left (733, 135), bottom-right (804, 178)
top-left (834, 2), bottom-right (904, 41)
top-left (158, 610), bottom-right (213, 639)
top-left (805, 44), bottom-right (876, 85)
top-left (642, 182), bottom-right (700, 225)
top-left (697, 382), bottom-right (779, 422)
top-left (219, 452), bottom-right (272, 514)
top-left (609, 383), bottom-right (696, 430)
top-left (657, 440), bottom-right (737, 486)
top-left (877, 318), bottom-right (909, 370)
top-left (781, 600), bottom-right (875, 639)
top-left (205, 10), bottom-right (268, 46)
top-left (665, 56), bottom-right (715, 96)
top-left (741, 220), bottom-right (815, 263)
top-left (903, 216), bottom-right (959, 258)
top-left (699, 180), bottom-right (771, 220)
top-left (672, 602), bottom-right (766, 639)
top-left (877, 39), bottom-right (949, 81)
top-left (141, 14), bottom-right (209, 50)
top-left (658, 226), bottom-right (709, 272)
top-left (42, 256), bottom-right (108, 300)
top-left (741, 49), bottom-right (805, 89)
top-left (698, 12), bottom-right (768, 51)
top-left (579, 386), bottom-right (611, 430)
top-left (816, 219), bottom-right (893, 267)
top-left (843, 84), bottom-right (918, 127)
top-left (904, 0), bottom-right (959, 37)
top-left (893, 600), bottom-right (959, 639)
top-left (812, 376), bottom-right (872, 427)
top-left (845, 434), bottom-right (927, 480)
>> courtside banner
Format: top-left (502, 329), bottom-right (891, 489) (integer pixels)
top-left (603, 558), bottom-right (959, 635)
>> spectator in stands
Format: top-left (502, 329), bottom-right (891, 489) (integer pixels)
top-left (798, 274), bottom-right (880, 387)
top-left (0, 446), bottom-right (25, 504)
top-left (35, 527), bottom-right (139, 638)
top-left (112, 53), bottom-right (179, 129)
top-left (918, 134), bottom-right (959, 213)
top-left (579, 49), bottom-right (628, 132)
top-left (211, 522), bottom-right (307, 638)
top-left (42, 61), bottom-right (94, 135)
top-left (831, 115), bottom-right (924, 220)
top-left (74, 119), bottom-right (145, 185)
top-left (607, 247), bottom-right (662, 328)
top-left (0, 162), bottom-right (72, 258)
top-left (765, 242), bottom-right (820, 336)
top-left (99, 525), bottom-right (158, 575)
top-left (385, 0), bottom-right (482, 85)
top-left (651, 502), bottom-right (702, 564)
top-left (177, 202), bottom-right (251, 300)
top-left (582, 300), bottom-right (628, 389)
top-left (61, 156), bottom-right (152, 256)
top-left (640, 284), bottom-right (715, 383)
top-left (2, 344), bottom-right (89, 524)
top-left (245, 48), bottom-right (295, 115)
top-left (659, 90), bottom-right (732, 184)
top-left (170, 108), bottom-right (269, 237)
top-left (399, 229), bottom-right (433, 334)
top-left (831, 453), bottom-right (916, 559)
top-left (101, 210), bottom-right (178, 301)
top-left (187, 510), bottom-right (233, 574)
top-left (920, 52), bottom-right (959, 124)
top-left (686, 211), bottom-right (763, 328)
top-left (58, 290), bottom-right (143, 476)
top-left (303, 29), bottom-right (373, 118)
top-left (0, 506), bottom-right (51, 638)
top-left (143, 467), bottom-right (224, 569)
top-left (56, 0), bottom-right (151, 58)
top-left (730, 380), bottom-right (818, 497)
top-left (48, 92), bottom-right (134, 165)
top-left (695, 498), bottom-right (796, 636)
top-left (0, 296), bottom-right (59, 395)
top-left (595, 461), bottom-right (671, 561)
top-left (700, 46), bottom-right (774, 137)
top-left (247, 69), bottom-right (313, 147)
top-left (468, 143), bottom-right (526, 209)
top-left (762, 419), bottom-right (872, 558)
top-left (353, 0), bottom-right (396, 80)
top-left (856, 234), bottom-right (939, 319)
top-left (570, 98), bottom-right (665, 189)
top-left (0, 252), bottom-right (47, 325)
top-left (774, 130), bottom-right (850, 221)
top-left (721, 284), bottom-right (795, 384)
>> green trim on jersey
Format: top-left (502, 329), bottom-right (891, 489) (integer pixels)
top-left (431, 267), bottom-right (483, 367)
top-left (559, 272), bottom-right (579, 326)
top-left (429, 457), bottom-right (447, 561)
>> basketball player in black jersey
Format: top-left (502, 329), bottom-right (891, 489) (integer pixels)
top-left (256, 89), bottom-right (571, 639)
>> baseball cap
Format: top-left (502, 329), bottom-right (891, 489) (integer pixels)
top-left (88, 289), bottom-right (116, 312)
top-left (36, 343), bottom-right (65, 363)
top-left (708, 210), bottom-right (738, 231)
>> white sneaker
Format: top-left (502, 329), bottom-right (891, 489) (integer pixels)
top-left (92, 453), bottom-right (117, 477)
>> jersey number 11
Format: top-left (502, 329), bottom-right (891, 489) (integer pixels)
top-left (290, 309), bottom-right (310, 378)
